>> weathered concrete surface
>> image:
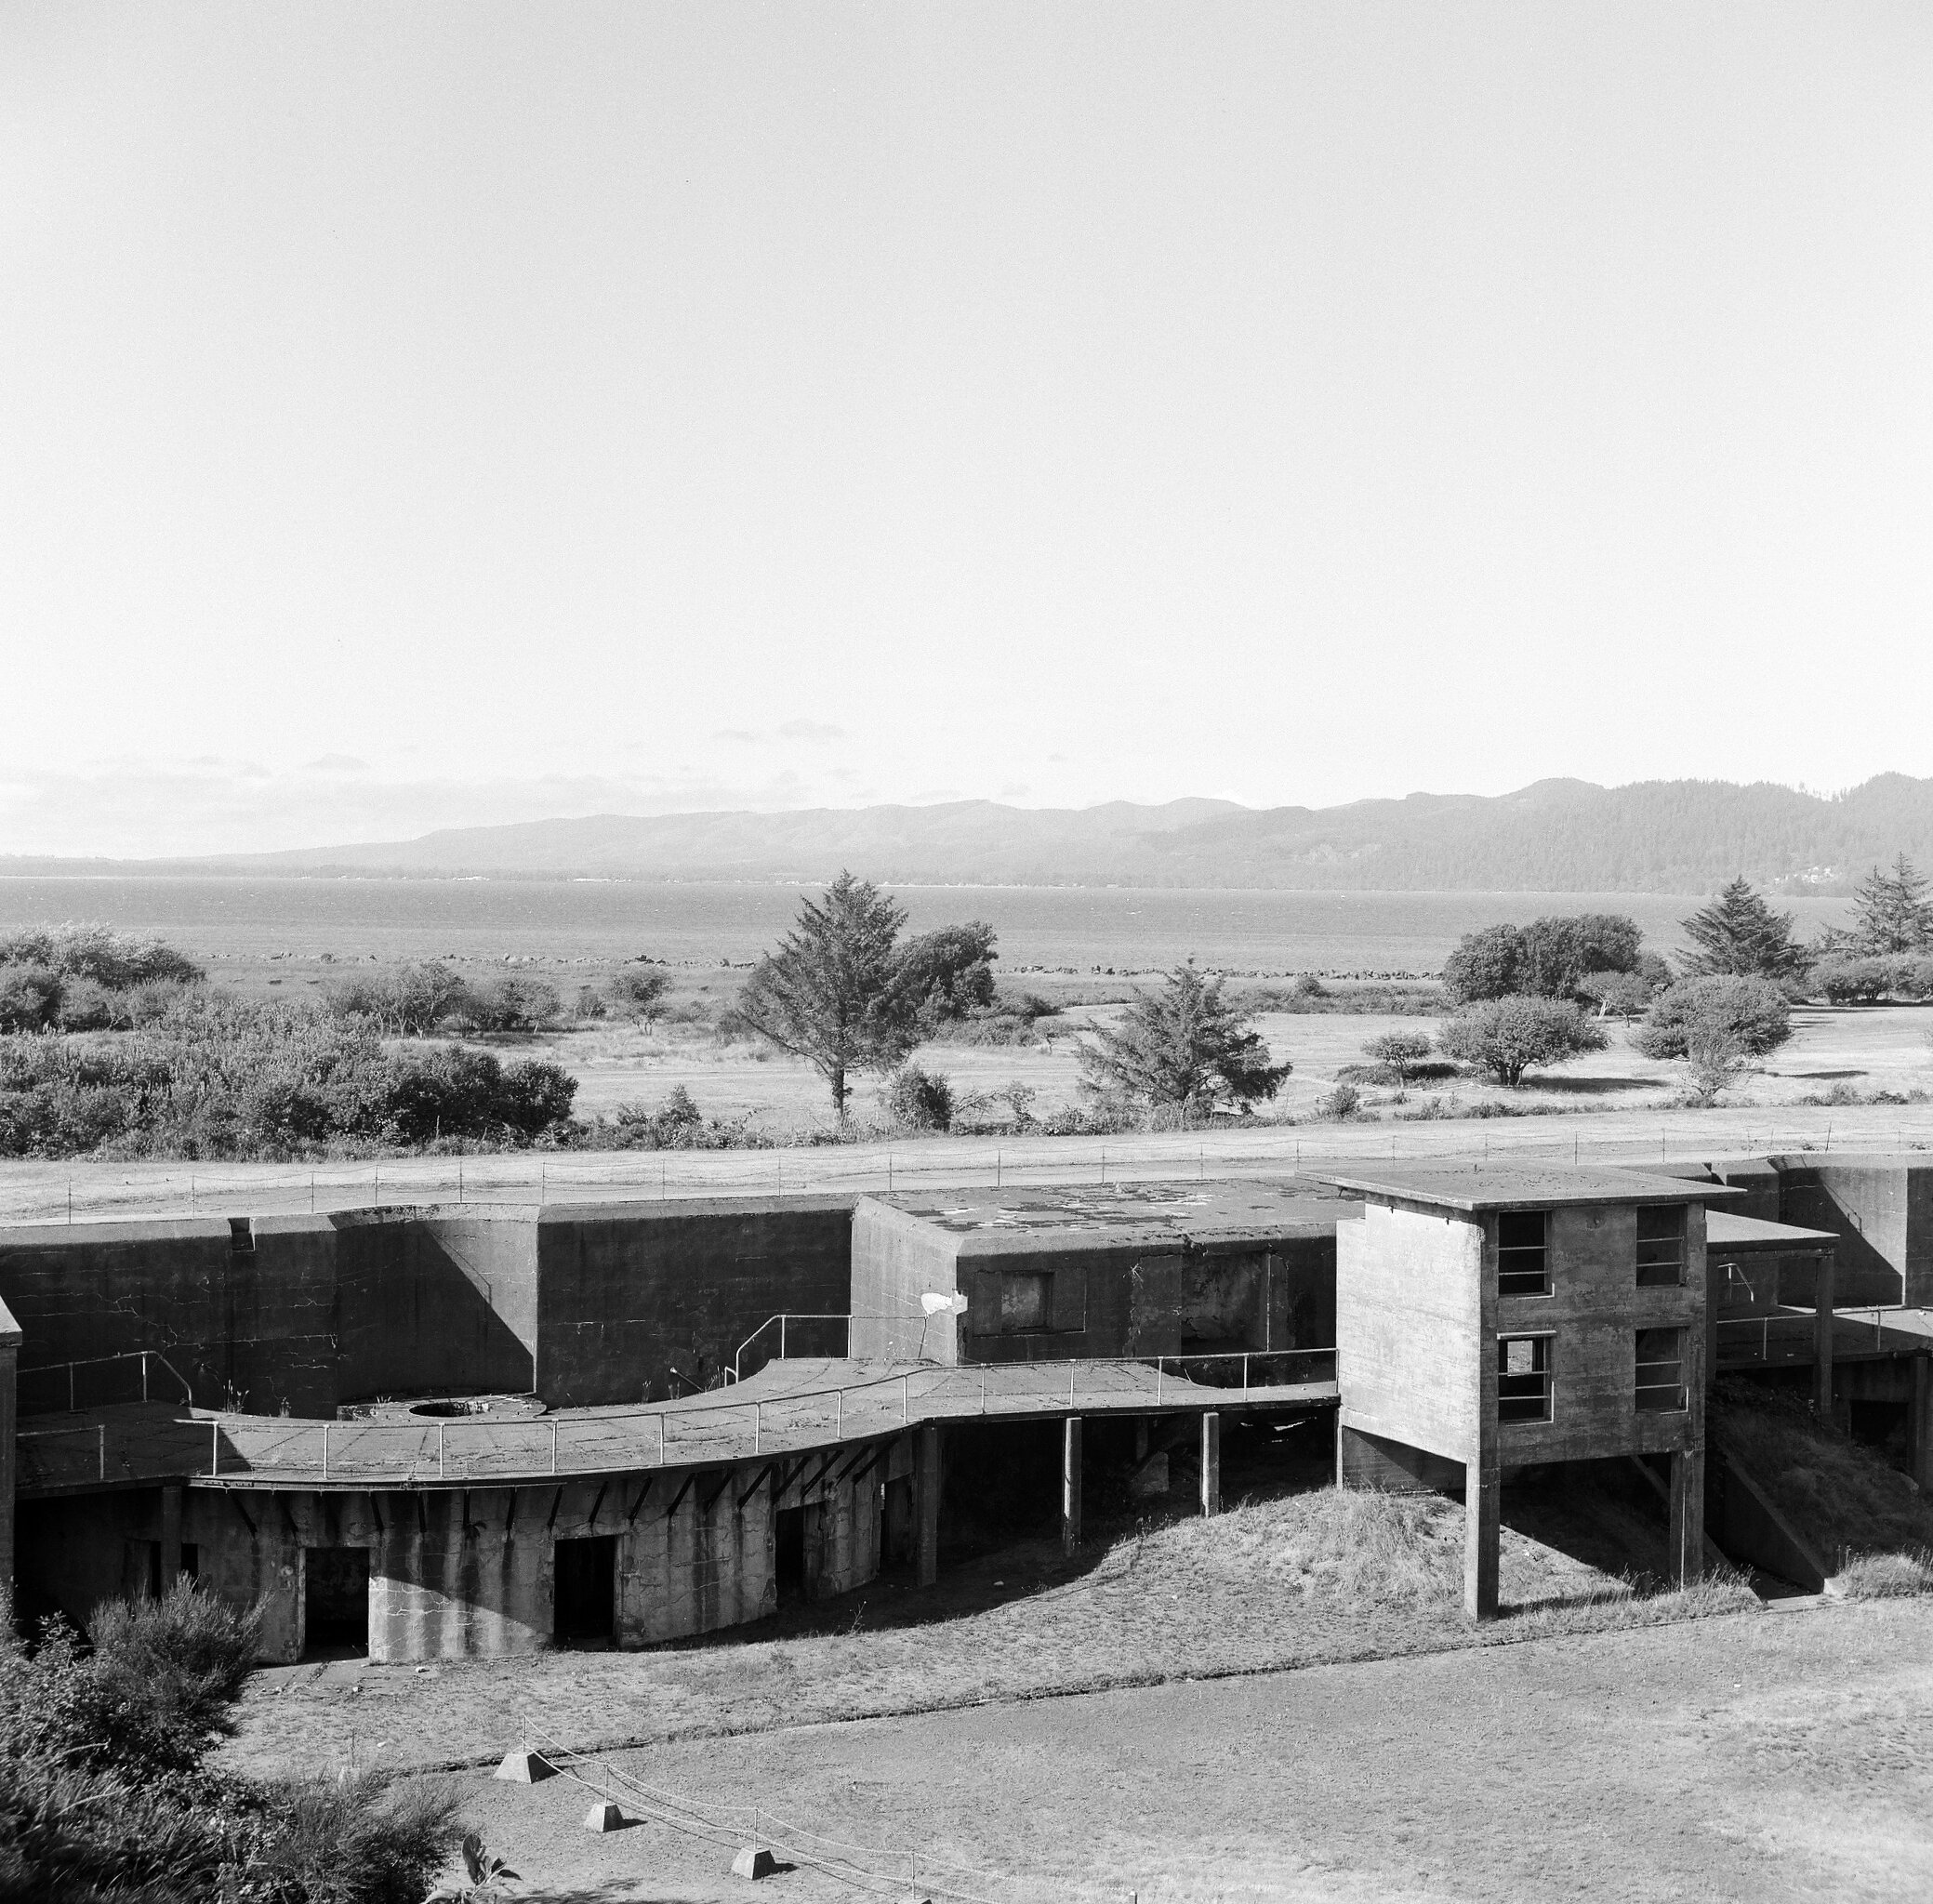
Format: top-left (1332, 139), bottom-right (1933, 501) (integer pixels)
top-left (1777, 1156), bottom-right (1933, 1307)
top-left (536, 1196), bottom-right (854, 1404)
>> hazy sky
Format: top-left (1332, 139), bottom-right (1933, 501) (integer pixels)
top-left (5, 3), bottom-right (1931, 855)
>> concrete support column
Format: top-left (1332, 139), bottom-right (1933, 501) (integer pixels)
top-left (0, 1314), bottom-right (18, 1600)
top-left (914, 1424), bottom-right (941, 1589)
top-left (1910, 1355), bottom-right (1933, 1492)
top-left (1463, 1454), bottom-right (1499, 1620)
top-left (1667, 1447), bottom-right (1705, 1587)
top-left (1198, 1412), bottom-right (1220, 1516)
top-left (1814, 1247), bottom-right (1836, 1420)
top-left (1061, 1417), bottom-right (1081, 1555)
top-left (159, 1484), bottom-right (183, 1590)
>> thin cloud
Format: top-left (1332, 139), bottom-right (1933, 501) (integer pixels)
top-left (776, 720), bottom-right (845, 742)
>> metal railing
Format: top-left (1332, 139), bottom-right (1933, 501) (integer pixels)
top-left (1715, 1305), bottom-right (1906, 1364)
top-left (17, 1350), bottom-right (195, 1415)
top-left (12, 1349), bottom-right (1338, 1495)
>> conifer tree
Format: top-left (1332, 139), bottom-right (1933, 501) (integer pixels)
top-left (1079, 962), bottom-right (1290, 1116)
top-left (1677, 878), bottom-right (1805, 979)
top-left (1850, 853), bottom-right (1933, 954)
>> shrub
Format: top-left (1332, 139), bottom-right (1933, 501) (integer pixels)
top-left (1317, 1081), bottom-right (1365, 1120)
top-left (885, 1064), bottom-right (955, 1131)
top-left (1631, 975), bottom-right (1794, 1062)
top-left (1812, 957), bottom-right (1896, 1005)
top-left (1361, 1030), bottom-right (1432, 1085)
top-left (451, 974), bottom-right (562, 1034)
top-left (1436, 996), bottom-right (1608, 1087)
top-left (0, 966), bottom-right (62, 1033)
top-left (323, 961), bottom-right (471, 1036)
top-left (0, 922), bottom-right (203, 990)
top-left (1575, 970), bottom-right (1655, 1019)
top-left (1078, 963), bottom-right (1289, 1116)
top-left (605, 965), bottom-right (670, 1015)
top-left (1442, 915), bottom-right (1644, 1004)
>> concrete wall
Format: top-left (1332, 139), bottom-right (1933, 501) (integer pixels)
top-left (848, 1199), bottom-right (960, 1363)
top-left (1337, 1202), bottom-right (1484, 1465)
top-left (1496, 1202), bottom-right (1704, 1466)
top-left (1778, 1158), bottom-right (1933, 1307)
top-left (20, 1436), bottom-right (913, 1663)
top-left (534, 1196), bottom-right (854, 1405)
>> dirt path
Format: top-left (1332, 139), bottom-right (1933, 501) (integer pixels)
top-left (438, 1599), bottom-right (1933, 1904)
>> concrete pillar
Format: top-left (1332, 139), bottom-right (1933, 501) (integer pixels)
top-left (1060, 1417), bottom-right (1081, 1555)
top-left (1814, 1246), bottom-right (1836, 1420)
top-left (1667, 1447), bottom-right (1704, 1587)
top-left (0, 1307), bottom-right (18, 1600)
top-left (914, 1425), bottom-right (940, 1589)
top-left (1198, 1412), bottom-right (1220, 1516)
top-left (1910, 1355), bottom-right (1933, 1492)
top-left (1463, 1453), bottom-right (1499, 1620)
top-left (159, 1484), bottom-right (183, 1590)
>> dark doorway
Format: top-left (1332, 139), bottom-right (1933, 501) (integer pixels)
top-left (774, 1503), bottom-right (823, 1603)
top-left (303, 1548), bottom-right (369, 1654)
top-left (554, 1535), bottom-right (617, 1642)
top-left (880, 1476), bottom-right (915, 1567)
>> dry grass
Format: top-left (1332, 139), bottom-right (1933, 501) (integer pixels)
top-left (1711, 1381), bottom-right (1933, 1576)
top-left (230, 1487), bottom-right (1754, 1779)
top-left (1837, 1549), bottom-right (1933, 1599)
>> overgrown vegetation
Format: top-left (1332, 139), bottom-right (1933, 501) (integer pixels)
top-left (0, 1579), bottom-right (463, 1902)
top-left (0, 924), bottom-right (205, 1033)
top-left (0, 996), bottom-right (578, 1159)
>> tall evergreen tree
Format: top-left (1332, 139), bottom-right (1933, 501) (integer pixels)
top-left (1677, 878), bottom-right (1805, 979)
top-left (733, 871), bottom-right (923, 1118)
top-left (1851, 853), bottom-right (1933, 954)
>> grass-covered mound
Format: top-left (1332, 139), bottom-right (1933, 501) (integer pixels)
top-left (1711, 1379), bottom-right (1933, 1596)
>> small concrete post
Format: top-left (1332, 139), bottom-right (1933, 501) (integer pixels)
top-left (1910, 1354), bottom-right (1933, 1492)
top-left (1814, 1245), bottom-right (1836, 1421)
top-left (1198, 1412), bottom-right (1220, 1516)
top-left (1667, 1447), bottom-right (1705, 1587)
top-left (159, 1482), bottom-right (183, 1588)
top-left (1463, 1452), bottom-right (1500, 1620)
top-left (914, 1422), bottom-right (941, 1588)
top-left (1060, 1416), bottom-right (1082, 1554)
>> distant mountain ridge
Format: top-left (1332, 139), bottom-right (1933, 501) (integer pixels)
top-left (10, 775), bottom-right (1933, 893)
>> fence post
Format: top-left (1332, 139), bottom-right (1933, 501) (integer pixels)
top-left (210, 1420), bottom-right (219, 1477)
top-left (322, 1422), bottom-right (328, 1479)
top-left (780, 1316), bottom-right (787, 1359)
top-left (141, 1353), bottom-right (150, 1403)
top-left (550, 1420), bottom-right (559, 1474)
top-left (656, 1412), bottom-right (666, 1465)
top-left (69, 1365), bottom-right (75, 1412)
top-left (836, 1388), bottom-right (842, 1439)
top-left (754, 1403), bottom-right (761, 1455)
top-left (1243, 1353), bottom-right (1251, 1395)
top-left (438, 1423), bottom-right (445, 1480)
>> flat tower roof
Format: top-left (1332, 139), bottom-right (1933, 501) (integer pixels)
top-left (864, 1178), bottom-right (1358, 1238)
top-left (1706, 1211), bottom-right (1838, 1250)
top-left (1307, 1162), bottom-right (1747, 1214)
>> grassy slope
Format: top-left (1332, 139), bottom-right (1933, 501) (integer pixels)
top-left (230, 1486), bottom-right (1752, 1779)
top-left (1712, 1381), bottom-right (1933, 1592)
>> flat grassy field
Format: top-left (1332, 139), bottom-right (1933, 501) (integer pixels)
top-left (424, 1597), bottom-right (1933, 1904)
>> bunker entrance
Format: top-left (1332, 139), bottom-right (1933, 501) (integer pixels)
top-left (775, 1503), bottom-right (824, 1603)
top-left (554, 1535), bottom-right (617, 1643)
top-left (303, 1548), bottom-right (369, 1655)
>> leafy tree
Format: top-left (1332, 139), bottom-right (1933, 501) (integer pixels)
top-left (323, 959), bottom-right (471, 1036)
top-left (1436, 996), bottom-right (1608, 1087)
top-left (1441, 925), bottom-right (1525, 1003)
top-left (1575, 970), bottom-right (1654, 1019)
top-left (733, 872), bottom-right (924, 1118)
top-left (1631, 976), bottom-right (1794, 1061)
top-left (1078, 962), bottom-right (1290, 1117)
top-left (893, 922), bottom-right (999, 1025)
top-left (1442, 916), bottom-right (1643, 1003)
top-left (1362, 1029), bottom-right (1432, 1084)
top-left (1678, 878), bottom-right (1807, 979)
top-left (1851, 853), bottom-right (1933, 954)
top-left (606, 964), bottom-right (671, 1015)
top-left (0, 965), bottom-right (62, 1033)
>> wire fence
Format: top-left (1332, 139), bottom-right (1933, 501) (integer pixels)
top-left (14, 1350), bottom-right (1338, 1495)
top-left (6, 1102), bottom-right (1933, 1227)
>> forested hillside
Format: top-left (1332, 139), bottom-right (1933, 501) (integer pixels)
top-left (10, 775), bottom-right (1933, 893)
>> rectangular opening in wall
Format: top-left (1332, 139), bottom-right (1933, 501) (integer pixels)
top-left (228, 1217), bottom-right (255, 1255)
top-left (1497, 1334), bottom-right (1553, 1421)
top-left (1636, 1206), bottom-right (1687, 1287)
top-left (302, 1547), bottom-right (369, 1656)
top-left (997, 1272), bottom-right (1052, 1332)
top-left (1635, 1329), bottom-right (1688, 1413)
top-left (1497, 1211), bottom-right (1550, 1296)
top-left (553, 1534), bottom-right (616, 1643)
top-left (774, 1501), bottom-right (825, 1603)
